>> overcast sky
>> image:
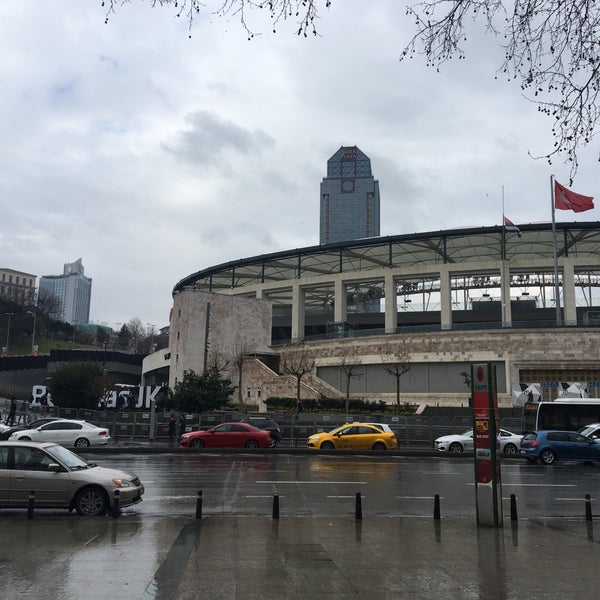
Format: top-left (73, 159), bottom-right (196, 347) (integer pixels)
top-left (2, 1), bottom-right (598, 332)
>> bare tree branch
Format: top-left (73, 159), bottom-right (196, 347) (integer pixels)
top-left (402, 0), bottom-right (600, 182)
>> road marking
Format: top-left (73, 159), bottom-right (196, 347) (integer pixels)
top-left (396, 496), bottom-right (445, 499)
top-left (418, 471), bottom-right (460, 475)
top-left (326, 495), bottom-right (363, 499)
top-left (467, 483), bottom-right (575, 487)
top-left (256, 480), bottom-right (367, 484)
top-left (245, 495), bottom-right (285, 498)
top-left (555, 497), bottom-right (596, 501)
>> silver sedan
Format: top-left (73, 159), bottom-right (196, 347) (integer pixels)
top-left (0, 441), bottom-right (143, 516)
top-left (9, 419), bottom-right (110, 448)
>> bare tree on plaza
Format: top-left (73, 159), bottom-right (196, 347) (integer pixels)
top-left (378, 342), bottom-right (411, 415)
top-left (232, 343), bottom-right (250, 404)
top-left (339, 346), bottom-right (362, 415)
top-left (281, 349), bottom-right (315, 404)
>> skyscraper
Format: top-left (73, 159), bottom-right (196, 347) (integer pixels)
top-left (319, 145), bottom-right (381, 245)
top-left (38, 258), bottom-right (92, 325)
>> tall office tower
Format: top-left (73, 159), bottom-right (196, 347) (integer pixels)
top-left (319, 145), bottom-right (381, 245)
top-left (38, 258), bottom-right (92, 325)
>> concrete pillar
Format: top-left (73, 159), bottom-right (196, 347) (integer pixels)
top-left (440, 267), bottom-right (452, 330)
top-left (384, 272), bottom-right (397, 333)
top-left (291, 284), bottom-right (305, 341)
top-left (334, 277), bottom-right (347, 323)
top-left (562, 259), bottom-right (577, 326)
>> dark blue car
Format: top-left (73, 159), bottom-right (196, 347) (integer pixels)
top-left (520, 430), bottom-right (600, 465)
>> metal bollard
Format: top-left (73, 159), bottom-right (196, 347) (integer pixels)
top-left (112, 489), bottom-right (120, 519)
top-left (585, 494), bottom-right (593, 522)
top-left (27, 491), bottom-right (35, 519)
top-left (355, 492), bottom-right (362, 520)
top-left (272, 494), bottom-right (279, 519)
top-left (433, 494), bottom-right (440, 520)
top-left (196, 491), bottom-right (203, 519)
top-left (510, 494), bottom-right (518, 522)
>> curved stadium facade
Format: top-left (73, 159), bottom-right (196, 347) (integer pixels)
top-left (171, 222), bottom-right (600, 407)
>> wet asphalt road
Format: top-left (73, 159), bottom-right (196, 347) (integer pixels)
top-left (86, 453), bottom-right (600, 520)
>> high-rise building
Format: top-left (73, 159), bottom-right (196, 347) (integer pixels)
top-left (38, 258), bottom-right (92, 325)
top-left (319, 145), bottom-right (381, 245)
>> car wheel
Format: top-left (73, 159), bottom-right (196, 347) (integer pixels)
top-left (270, 440), bottom-right (278, 447)
top-left (245, 439), bottom-right (259, 449)
top-left (449, 442), bottom-right (463, 453)
top-left (74, 438), bottom-right (90, 448)
top-left (74, 487), bottom-right (109, 517)
top-left (503, 443), bottom-right (518, 455)
top-left (190, 439), bottom-right (204, 448)
top-left (372, 442), bottom-right (386, 451)
top-left (540, 449), bottom-right (556, 465)
top-left (320, 441), bottom-right (334, 450)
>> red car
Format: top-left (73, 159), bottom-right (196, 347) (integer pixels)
top-left (179, 422), bottom-right (273, 449)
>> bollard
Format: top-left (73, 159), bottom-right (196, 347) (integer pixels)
top-left (585, 494), bottom-right (593, 522)
top-left (355, 492), bottom-right (362, 520)
top-left (112, 489), bottom-right (120, 519)
top-left (272, 494), bottom-right (279, 519)
top-left (510, 494), bottom-right (518, 522)
top-left (196, 491), bottom-right (203, 519)
top-left (433, 494), bottom-right (440, 520)
top-left (27, 491), bottom-right (35, 519)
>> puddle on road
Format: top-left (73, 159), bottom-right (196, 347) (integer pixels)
top-left (141, 520), bottom-right (202, 599)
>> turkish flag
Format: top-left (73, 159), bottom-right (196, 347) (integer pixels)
top-left (554, 180), bottom-right (594, 212)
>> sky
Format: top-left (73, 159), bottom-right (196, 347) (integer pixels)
top-left (1, 1), bottom-right (598, 332)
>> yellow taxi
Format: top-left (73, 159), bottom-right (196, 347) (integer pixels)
top-left (307, 423), bottom-right (397, 451)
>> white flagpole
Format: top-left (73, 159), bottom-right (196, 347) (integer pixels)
top-left (550, 174), bottom-right (561, 325)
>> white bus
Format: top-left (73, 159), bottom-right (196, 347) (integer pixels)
top-left (522, 399), bottom-right (600, 432)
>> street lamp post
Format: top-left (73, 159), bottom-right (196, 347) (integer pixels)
top-left (27, 311), bottom-right (37, 355)
top-left (4, 312), bottom-right (14, 356)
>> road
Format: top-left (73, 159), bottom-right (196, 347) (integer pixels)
top-left (93, 452), bottom-right (600, 520)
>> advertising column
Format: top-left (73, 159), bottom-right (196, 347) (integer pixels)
top-left (471, 362), bottom-right (503, 527)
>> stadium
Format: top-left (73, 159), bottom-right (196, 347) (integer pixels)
top-left (161, 221), bottom-right (600, 408)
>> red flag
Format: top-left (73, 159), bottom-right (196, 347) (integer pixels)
top-left (554, 180), bottom-right (594, 212)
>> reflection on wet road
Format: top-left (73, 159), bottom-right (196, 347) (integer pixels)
top-left (92, 453), bottom-right (600, 520)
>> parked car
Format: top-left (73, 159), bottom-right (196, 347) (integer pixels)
top-left (578, 423), bottom-right (600, 440)
top-left (179, 423), bottom-right (273, 449)
top-left (242, 417), bottom-right (282, 446)
top-left (9, 419), bottom-right (110, 448)
top-left (0, 417), bottom-right (62, 441)
top-left (520, 430), bottom-right (600, 464)
top-left (0, 441), bottom-right (143, 516)
top-left (307, 423), bottom-right (397, 451)
top-left (434, 428), bottom-right (522, 454)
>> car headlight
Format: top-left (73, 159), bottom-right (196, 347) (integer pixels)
top-left (310, 436), bottom-right (321, 441)
top-left (112, 478), bottom-right (135, 488)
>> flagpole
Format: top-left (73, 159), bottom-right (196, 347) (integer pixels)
top-left (500, 184), bottom-right (510, 327)
top-left (550, 174), bottom-right (561, 326)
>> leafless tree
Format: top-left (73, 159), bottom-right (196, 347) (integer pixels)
top-left (126, 317), bottom-right (145, 352)
top-left (281, 349), bottom-right (315, 403)
top-left (103, 0), bottom-right (330, 37)
top-left (402, 1), bottom-right (600, 181)
top-left (231, 343), bottom-right (250, 404)
top-left (339, 347), bottom-right (362, 414)
top-left (36, 290), bottom-right (61, 318)
top-left (207, 349), bottom-right (230, 374)
top-left (379, 343), bottom-right (411, 414)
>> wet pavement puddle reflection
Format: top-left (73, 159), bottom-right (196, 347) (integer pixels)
top-left (141, 520), bottom-right (201, 599)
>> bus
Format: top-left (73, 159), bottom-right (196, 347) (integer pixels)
top-left (522, 400), bottom-right (600, 432)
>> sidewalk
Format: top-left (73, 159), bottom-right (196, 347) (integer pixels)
top-left (0, 514), bottom-right (597, 599)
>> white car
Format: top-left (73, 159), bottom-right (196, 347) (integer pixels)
top-left (578, 423), bottom-right (600, 440)
top-left (434, 428), bottom-right (522, 454)
top-left (9, 419), bottom-right (110, 448)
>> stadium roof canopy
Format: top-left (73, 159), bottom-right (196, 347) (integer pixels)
top-left (173, 222), bottom-right (600, 309)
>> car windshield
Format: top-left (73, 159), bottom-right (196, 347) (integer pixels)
top-left (45, 444), bottom-right (92, 470)
top-left (461, 430), bottom-right (473, 437)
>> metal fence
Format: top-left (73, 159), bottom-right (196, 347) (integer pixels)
top-left (0, 398), bottom-right (522, 447)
